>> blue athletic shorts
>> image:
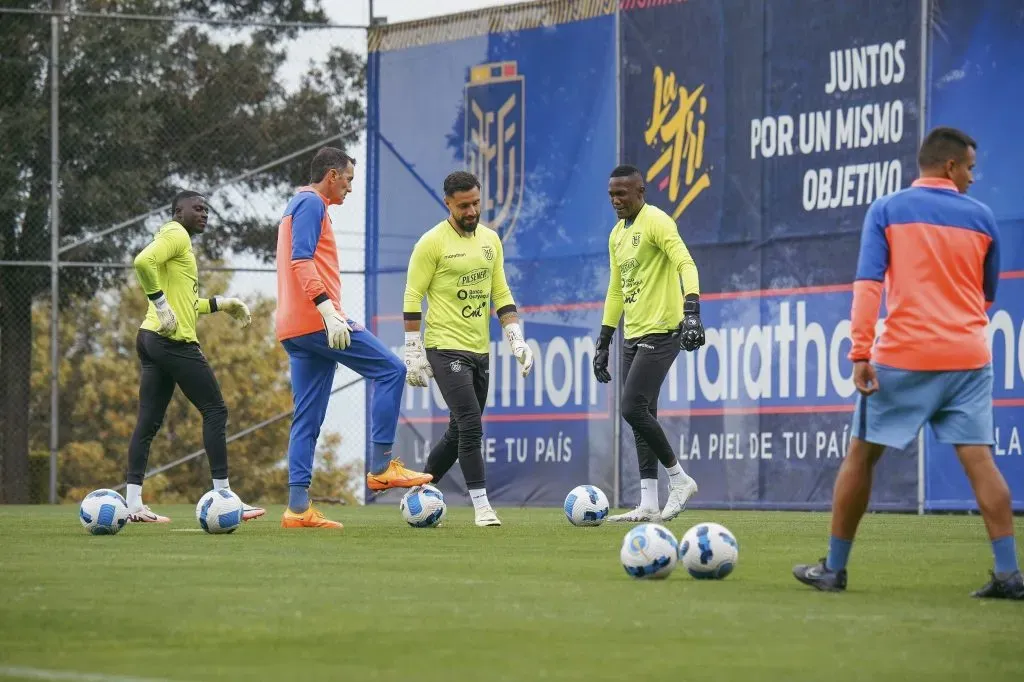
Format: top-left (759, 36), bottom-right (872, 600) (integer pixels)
top-left (851, 363), bottom-right (994, 450)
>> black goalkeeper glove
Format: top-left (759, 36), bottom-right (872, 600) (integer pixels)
top-left (593, 325), bottom-right (615, 383)
top-left (676, 296), bottom-right (705, 352)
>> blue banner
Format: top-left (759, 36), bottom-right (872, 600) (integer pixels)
top-left (924, 276), bottom-right (1024, 511)
top-left (619, 0), bottom-right (922, 509)
top-left (367, 8), bottom-right (617, 506)
top-left (926, 0), bottom-right (1024, 510)
top-left (365, 0), bottom-right (1021, 512)
top-left (756, 0), bottom-right (922, 240)
top-left (927, 0), bottom-right (1024, 270)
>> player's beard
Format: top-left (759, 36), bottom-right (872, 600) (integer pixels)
top-left (458, 216), bottom-right (478, 232)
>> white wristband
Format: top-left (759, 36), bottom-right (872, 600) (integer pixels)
top-left (504, 322), bottom-right (524, 344)
top-left (315, 300), bottom-right (337, 318)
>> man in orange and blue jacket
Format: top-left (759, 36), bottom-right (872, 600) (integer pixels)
top-left (794, 127), bottom-right (1021, 600)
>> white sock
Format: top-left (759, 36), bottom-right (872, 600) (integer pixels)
top-left (213, 478), bottom-right (230, 491)
top-left (126, 484), bottom-right (142, 511)
top-left (640, 479), bottom-right (659, 511)
top-left (469, 488), bottom-right (491, 512)
top-left (666, 463), bottom-right (689, 487)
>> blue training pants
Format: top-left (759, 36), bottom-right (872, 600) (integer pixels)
top-left (282, 326), bottom-right (406, 488)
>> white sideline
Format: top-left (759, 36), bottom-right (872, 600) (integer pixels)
top-left (0, 666), bottom-right (184, 682)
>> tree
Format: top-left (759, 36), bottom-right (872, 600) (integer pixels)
top-left (29, 270), bottom-right (359, 505)
top-left (0, 0), bottom-right (364, 501)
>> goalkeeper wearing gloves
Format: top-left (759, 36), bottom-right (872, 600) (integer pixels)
top-left (275, 147), bottom-right (431, 530)
top-left (595, 165), bottom-right (703, 524)
top-left (126, 190), bottom-right (263, 524)
top-left (403, 171), bottom-right (534, 527)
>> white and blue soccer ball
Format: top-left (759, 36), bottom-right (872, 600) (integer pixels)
top-left (563, 484), bottom-right (610, 526)
top-left (679, 522), bottom-right (739, 579)
top-left (79, 488), bottom-right (130, 535)
top-left (195, 489), bottom-right (243, 534)
top-left (620, 523), bottom-right (679, 579)
top-left (400, 484), bottom-right (446, 528)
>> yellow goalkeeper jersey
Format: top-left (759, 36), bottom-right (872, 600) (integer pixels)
top-left (133, 221), bottom-right (213, 344)
top-left (403, 220), bottom-right (516, 354)
top-left (602, 203), bottom-right (700, 339)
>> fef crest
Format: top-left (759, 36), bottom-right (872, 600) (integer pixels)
top-left (465, 61), bottom-right (525, 243)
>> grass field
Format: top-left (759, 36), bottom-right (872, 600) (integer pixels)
top-left (1, 504), bottom-right (1021, 682)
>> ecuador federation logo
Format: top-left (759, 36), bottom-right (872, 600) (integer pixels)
top-left (465, 61), bottom-right (525, 243)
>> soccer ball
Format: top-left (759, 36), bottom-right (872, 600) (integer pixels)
top-left (79, 488), bottom-right (129, 535)
top-left (563, 484), bottom-right (610, 526)
top-left (620, 523), bottom-right (679, 579)
top-left (679, 522), bottom-right (739, 579)
top-left (195, 489), bottom-right (243, 534)
top-left (400, 485), bottom-right (446, 528)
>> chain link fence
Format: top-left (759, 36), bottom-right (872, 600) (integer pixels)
top-left (0, 5), bottom-right (370, 505)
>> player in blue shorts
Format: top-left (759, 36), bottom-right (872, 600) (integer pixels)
top-left (794, 127), bottom-right (1022, 599)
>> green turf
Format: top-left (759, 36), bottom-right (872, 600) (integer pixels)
top-left (0, 505), bottom-right (1021, 682)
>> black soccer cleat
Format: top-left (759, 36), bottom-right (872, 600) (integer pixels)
top-left (971, 570), bottom-right (1024, 600)
top-left (793, 558), bottom-right (847, 592)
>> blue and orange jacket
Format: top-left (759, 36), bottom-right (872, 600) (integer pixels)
top-left (850, 177), bottom-right (1001, 371)
top-left (275, 186), bottom-right (344, 342)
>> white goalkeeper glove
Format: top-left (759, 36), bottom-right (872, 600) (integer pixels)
top-left (316, 300), bottom-right (351, 350)
top-left (152, 293), bottom-right (178, 336)
top-left (404, 332), bottom-right (433, 387)
top-left (215, 297), bottom-right (251, 328)
top-left (504, 322), bottom-right (534, 377)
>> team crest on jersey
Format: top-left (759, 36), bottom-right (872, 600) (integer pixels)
top-left (465, 61), bottom-right (524, 244)
top-left (632, 232), bottom-right (641, 247)
top-left (450, 360), bottom-right (463, 373)
top-left (481, 245), bottom-right (494, 261)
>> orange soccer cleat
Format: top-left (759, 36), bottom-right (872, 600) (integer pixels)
top-left (365, 459), bottom-right (433, 492)
top-left (280, 505), bottom-right (344, 530)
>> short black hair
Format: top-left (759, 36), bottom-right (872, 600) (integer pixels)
top-left (443, 171), bottom-right (480, 197)
top-left (918, 127), bottom-right (976, 169)
top-left (310, 146), bottom-right (355, 183)
top-left (170, 190), bottom-right (205, 216)
top-left (610, 164), bottom-right (643, 180)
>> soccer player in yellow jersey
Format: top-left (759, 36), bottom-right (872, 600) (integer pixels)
top-left (402, 171), bottom-right (534, 527)
top-left (595, 165), bottom-right (704, 523)
top-left (124, 190), bottom-right (263, 524)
